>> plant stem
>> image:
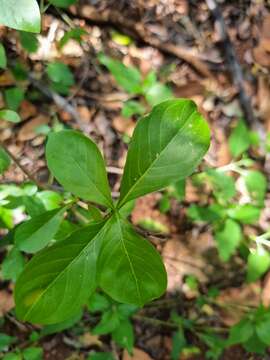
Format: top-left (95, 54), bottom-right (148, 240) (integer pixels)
top-left (0, 140), bottom-right (48, 190)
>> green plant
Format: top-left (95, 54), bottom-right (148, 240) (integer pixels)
top-left (7, 99), bottom-right (210, 324)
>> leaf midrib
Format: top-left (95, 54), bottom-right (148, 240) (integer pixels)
top-left (22, 220), bottom-right (107, 321)
top-left (118, 103), bottom-right (196, 208)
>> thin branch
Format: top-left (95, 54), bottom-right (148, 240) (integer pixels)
top-left (205, 0), bottom-right (256, 125)
top-left (0, 140), bottom-right (48, 190)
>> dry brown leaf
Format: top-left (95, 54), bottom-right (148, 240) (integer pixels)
top-left (79, 333), bottom-right (102, 347)
top-left (112, 116), bottom-right (135, 137)
top-left (123, 348), bottom-right (154, 360)
top-left (0, 70), bottom-right (15, 87)
top-left (257, 76), bottom-right (270, 130)
top-left (163, 238), bottom-right (207, 291)
top-left (20, 100), bottom-right (38, 121)
top-left (0, 290), bottom-right (15, 316)
top-left (18, 115), bottom-right (50, 141)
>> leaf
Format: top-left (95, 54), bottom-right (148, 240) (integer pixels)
top-left (49, 0), bottom-right (77, 7)
top-left (247, 247), bottom-right (270, 282)
top-left (2, 247), bottom-right (25, 282)
top-left (4, 87), bottom-right (24, 111)
top-left (47, 62), bottom-right (74, 87)
top-left (22, 347), bottom-right (43, 360)
top-left (0, 333), bottom-right (16, 351)
top-left (3, 353), bottom-right (21, 360)
top-left (0, 147), bottom-right (10, 173)
top-left (88, 293), bottom-right (110, 313)
top-left (214, 219), bottom-right (242, 261)
top-left (118, 99), bottom-right (210, 208)
top-left (19, 32), bottom-right (38, 53)
top-left (112, 319), bottom-right (134, 354)
top-left (243, 332), bottom-right (267, 355)
top-left (227, 204), bottom-right (261, 225)
top-left (0, 109), bottom-right (21, 123)
top-left (59, 27), bottom-right (87, 48)
top-left (41, 309), bottom-right (82, 336)
top-left (98, 53), bottom-right (142, 94)
top-left (46, 130), bottom-right (113, 208)
top-left (0, 43), bottom-right (7, 69)
top-left (15, 221), bottom-right (107, 324)
top-left (0, 0), bottom-right (41, 33)
top-left (256, 316), bottom-right (270, 345)
top-left (87, 353), bottom-right (115, 360)
top-left (121, 100), bottom-right (146, 118)
top-left (144, 83), bottom-right (173, 106)
top-left (227, 318), bottom-right (253, 345)
top-left (229, 119), bottom-right (251, 157)
top-left (15, 207), bottom-right (67, 253)
top-left (98, 214), bottom-right (167, 306)
top-left (187, 204), bottom-right (225, 223)
top-left (92, 309), bottom-right (120, 335)
top-left (245, 170), bottom-right (267, 206)
top-left (206, 169), bottom-right (236, 202)
top-left (171, 329), bottom-right (187, 360)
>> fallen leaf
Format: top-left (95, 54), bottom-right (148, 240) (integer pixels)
top-left (123, 348), bottom-right (154, 360)
top-left (112, 116), bottom-right (135, 137)
top-left (18, 115), bottom-right (50, 141)
top-left (0, 290), bottom-right (14, 316)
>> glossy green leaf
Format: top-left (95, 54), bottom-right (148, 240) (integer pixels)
top-left (49, 0), bottom-right (77, 7)
top-left (0, 333), bottom-right (16, 351)
top-left (0, 109), bottom-right (21, 123)
top-left (0, 147), bottom-right (10, 173)
top-left (229, 119), bottom-right (251, 157)
top-left (15, 207), bottom-right (66, 253)
top-left (15, 221), bottom-right (107, 324)
top-left (0, 43), bottom-right (7, 69)
top-left (46, 130), bottom-right (113, 208)
top-left (214, 219), bottom-right (242, 261)
top-left (88, 293), bottom-right (110, 313)
top-left (99, 53), bottom-right (142, 94)
top-left (92, 309), bottom-right (120, 335)
top-left (118, 99), bottom-right (210, 207)
top-left (98, 214), bottom-right (167, 306)
top-left (247, 248), bottom-right (270, 282)
top-left (228, 204), bottom-right (261, 225)
top-left (2, 247), bottom-right (25, 282)
top-left (0, 0), bottom-right (41, 33)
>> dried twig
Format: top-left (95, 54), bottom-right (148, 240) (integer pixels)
top-left (205, 0), bottom-right (256, 125)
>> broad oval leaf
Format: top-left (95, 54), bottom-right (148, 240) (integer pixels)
top-left (15, 221), bottom-right (107, 324)
top-left (46, 130), bottom-right (113, 208)
top-left (98, 214), bottom-right (167, 306)
top-left (0, 0), bottom-right (41, 33)
top-left (247, 248), bottom-right (270, 283)
top-left (0, 109), bottom-right (21, 123)
top-left (15, 207), bottom-right (66, 253)
top-left (117, 99), bottom-right (210, 208)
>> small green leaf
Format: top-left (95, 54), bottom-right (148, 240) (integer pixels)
top-left (0, 333), bottom-right (16, 351)
top-left (229, 119), bottom-right (251, 157)
top-left (0, 147), bottom-right (11, 173)
top-left (0, 0), bottom-right (41, 33)
top-left (144, 82), bottom-right (173, 106)
top-left (99, 53), bottom-right (142, 94)
top-left (2, 247), bottom-right (25, 282)
top-left (187, 204), bottom-right (225, 223)
top-left (0, 43), bottom-right (7, 69)
top-left (15, 207), bottom-right (67, 253)
top-left (4, 87), bottom-right (24, 111)
top-left (47, 62), bottom-right (74, 95)
top-left (227, 317), bottom-right (253, 345)
top-left (49, 0), bottom-right (77, 7)
top-left (138, 217), bottom-right (169, 234)
top-left (98, 214), bottom-right (167, 306)
top-left (19, 32), bottom-right (38, 53)
top-left (87, 353), bottom-right (115, 360)
top-left (228, 204), bottom-right (261, 225)
top-left (22, 347), bottom-right (43, 360)
top-left (121, 100), bottom-right (146, 118)
top-left (206, 169), bottom-right (236, 202)
top-left (256, 315), bottom-right (270, 345)
top-left (245, 170), bottom-right (267, 206)
top-left (59, 27), bottom-right (87, 48)
top-left (0, 109), bottom-right (21, 123)
top-left (243, 332), bottom-right (267, 355)
top-left (118, 99), bottom-right (210, 207)
top-left (88, 293), bottom-right (110, 313)
top-left (171, 329), bottom-right (187, 360)
top-left (92, 309), bottom-right (120, 335)
top-left (214, 219), bottom-right (242, 261)
top-left (15, 221), bottom-right (108, 324)
top-left (112, 319), bottom-right (134, 354)
top-left (247, 247), bottom-right (270, 282)
top-left (46, 130), bottom-right (113, 208)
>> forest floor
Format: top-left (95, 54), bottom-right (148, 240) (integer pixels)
top-left (1, 0), bottom-right (270, 359)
